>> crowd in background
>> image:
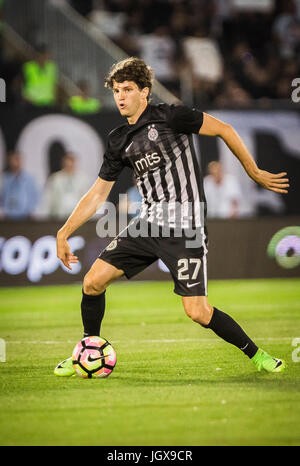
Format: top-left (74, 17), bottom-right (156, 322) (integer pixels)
top-left (1, 0), bottom-right (298, 220)
top-left (0, 147), bottom-right (284, 222)
top-left (0, 150), bottom-right (90, 221)
top-left (69, 0), bottom-right (300, 107)
top-left (0, 0), bottom-right (300, 108)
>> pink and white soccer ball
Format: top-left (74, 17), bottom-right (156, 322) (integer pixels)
top-left (72, 336), bottom-right (117, 379)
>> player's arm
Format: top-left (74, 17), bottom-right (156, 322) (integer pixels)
top-left (56, 177), bottom-right (114, 270)
top-left (199, 113), bottom-right (289, 194)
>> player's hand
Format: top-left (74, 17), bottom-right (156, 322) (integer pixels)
top-left (56, 234), bottom-right (79, 270)
top-left (252, 170), bottom-right (289, 194)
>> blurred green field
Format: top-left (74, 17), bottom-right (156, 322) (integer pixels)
top-left (0, 278), bottom-right (300, 446)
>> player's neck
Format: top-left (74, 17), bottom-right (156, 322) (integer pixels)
top-left (127, 101), bottom-right (148, 125)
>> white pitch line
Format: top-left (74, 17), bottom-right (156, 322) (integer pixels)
top-left (5, 337), bottom-right (297, 345)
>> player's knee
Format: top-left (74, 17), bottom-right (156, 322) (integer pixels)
top-left (184, 301), bottom-right (213, 326)
top-left (83, 272), bottom-right (106, 295)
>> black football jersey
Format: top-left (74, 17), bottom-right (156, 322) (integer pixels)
top-left (99, 103), bottom-right (207, 229)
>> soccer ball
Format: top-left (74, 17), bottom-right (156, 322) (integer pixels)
top-left (72, 336), bottom-right (117, 379)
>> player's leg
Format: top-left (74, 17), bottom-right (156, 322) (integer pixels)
top-left (182, 296), bottom-right (286, 373)
top-left (55, 220), bottom-right (158, 376)
top-left (54, 259), bottom-right (123, 376)
top-left (81, 221), bottom-right (157, 340)
top-left (158, 230), bottom-right (286, 374)
top-left (81, 258), bottom-right (124, 338)
top-left (182, 295), bottom-right (258, 358)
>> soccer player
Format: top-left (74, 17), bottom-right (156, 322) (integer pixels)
top-left (54, 57), bottom-right (289, 376)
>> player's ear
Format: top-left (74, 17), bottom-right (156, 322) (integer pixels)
top-left (141, 87), bottom-right (149, 99)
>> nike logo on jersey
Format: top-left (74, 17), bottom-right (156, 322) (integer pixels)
top-left (186, 282), bottom-right (201, 288)
top-left (125, 141), bottom-right (134, 152)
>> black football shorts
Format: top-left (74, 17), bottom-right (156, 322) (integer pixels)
top-left (99, 217), bottom-right (208, 297)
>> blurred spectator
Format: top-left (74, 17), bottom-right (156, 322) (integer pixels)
top-left (138, 0), bottom-right (175, 34)
top-left (43, 152), bottom-right (89, 220)
top-left (214, 78), bottom-right (252, 108)
top-left (169, 3), bottom-right (192, 41)
top-left (2, 0), bottom-right (300, 108)
top-left (228, 42), bottom-right (274, 100)
top-left (273, 56), bottom-right (300, 100)
top-left (0, 151), bottom-right (40, 220)
top-left (138, 26), bottom-right (179, 93)
top-left (89, 1), bottom-right (127, 40)
top-left (204, 161), bottom-right (242, 218)
top-left (0, 49), bottom-right (23, 105)
top-left (184, 28), bottom-right (223, 83)
top-left (183, 27), bottom-right (223, 104)
top-left (68, 80), bottom-right (101, 114)
top-left (273, 0), bottom-right (300, 58)
top-left (21, 44), bottom-right (58, 107)
top-left (123, 9), bottom-right (144, 37)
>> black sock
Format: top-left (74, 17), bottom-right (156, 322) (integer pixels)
top-left (81, 290), bottom-right (106, 338)
top-left (203, 307), bottom-right (258, 358)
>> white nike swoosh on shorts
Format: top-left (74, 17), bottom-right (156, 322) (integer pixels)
top-left (186, 282), bottom-right (201, 288)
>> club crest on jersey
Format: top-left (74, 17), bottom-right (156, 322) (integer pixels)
top-left (148, 124), bottom-right (158, 141)
top-left (106, 239), bottom-right (118, 251)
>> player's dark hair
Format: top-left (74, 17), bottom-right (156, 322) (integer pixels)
top-left (104, 57), bottom-right (154, 101)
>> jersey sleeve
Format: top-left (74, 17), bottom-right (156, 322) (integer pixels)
top-left (167, 104), bottom-right (204, 134)
top-left (98, 139), bottom-right (125, 182)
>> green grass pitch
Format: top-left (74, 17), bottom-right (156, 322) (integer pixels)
top-left (0, 278), bottom-right (300, 446)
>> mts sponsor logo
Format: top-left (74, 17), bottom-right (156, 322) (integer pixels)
top-left (134, 152), bottom-right (161, 174)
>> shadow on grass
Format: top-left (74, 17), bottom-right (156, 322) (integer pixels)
top-left (111, 371), bottom-right (297, 390)
top-left (2, 362), bottom-right (296, 395)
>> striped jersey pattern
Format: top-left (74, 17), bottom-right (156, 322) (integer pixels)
top-left (99, 103), bottom-right (206, 229)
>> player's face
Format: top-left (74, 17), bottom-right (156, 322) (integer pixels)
top-left (112, 80), bottom-right (148, 121)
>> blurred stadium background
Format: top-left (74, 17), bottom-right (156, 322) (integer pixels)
top-left (1, 0), bottom-right (300, 448)
top-left (0, 0), bottom-right (300, 286)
